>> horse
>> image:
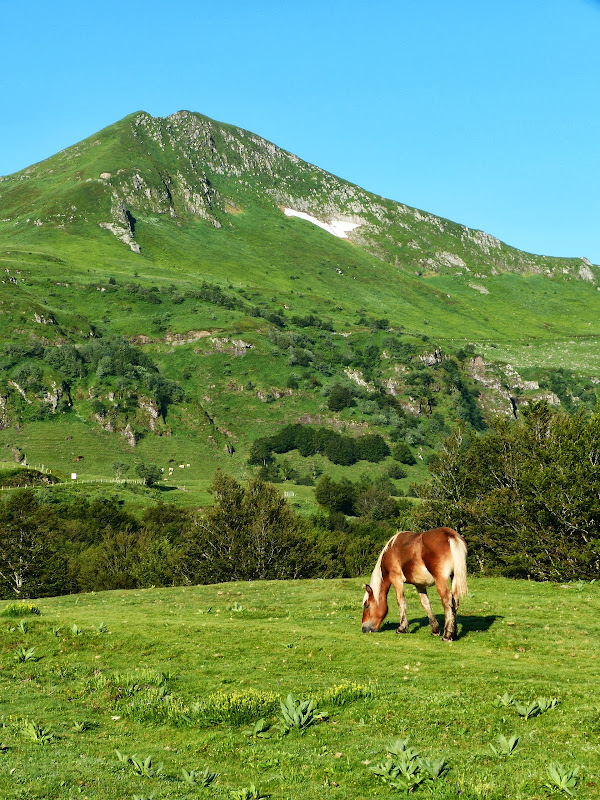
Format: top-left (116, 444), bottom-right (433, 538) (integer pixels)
top-left (361, 527), bottom-right (468, 641)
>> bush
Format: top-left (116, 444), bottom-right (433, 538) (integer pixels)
top-left (357, 434), bottom-right (390, 462)
top-left (392, 441), bottom-right (417, 465)
top-left (414, 402), bottom-right (600, 579)
top-left (387, 463), bottom-right (407, 480)
top-left (327, 384), bottom-right (354, 412)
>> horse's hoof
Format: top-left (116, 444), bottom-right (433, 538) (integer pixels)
top-left (442, 635), bottom-right (454, 642)
top-left (396, 627), bottom-right (408, 634)
top-left (430, 629), bottom-right (440, 636)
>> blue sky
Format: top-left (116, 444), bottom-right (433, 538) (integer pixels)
top-left (1, 0), bottom-right (599, 262)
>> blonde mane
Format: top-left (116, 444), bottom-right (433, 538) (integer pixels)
top-left (363, 531), bottom-right (401, 604)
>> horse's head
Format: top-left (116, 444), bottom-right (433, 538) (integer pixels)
top-left (361, 584), bottom-right (387, 632)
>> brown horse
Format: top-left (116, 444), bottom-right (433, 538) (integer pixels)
top-left (361, 527), bottom-right (468, 641)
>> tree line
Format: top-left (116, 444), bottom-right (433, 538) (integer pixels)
top-left (1, 400), bottom-right (598, 599)
top-left (0, 472), bottom-right (400, 600)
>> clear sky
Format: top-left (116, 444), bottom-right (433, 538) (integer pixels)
top-left (1, 0), bottom-right (599, 263)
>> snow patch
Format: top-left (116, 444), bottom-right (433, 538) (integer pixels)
top-left (283, 208), bottom-right (360, 239)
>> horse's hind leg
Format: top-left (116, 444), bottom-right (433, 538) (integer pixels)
top-left (435, 578), bottom-right (457, 641)
top-left (416, 586), bottom-right (440, 636)
top-left (393, 580), bottom-right (408, 634)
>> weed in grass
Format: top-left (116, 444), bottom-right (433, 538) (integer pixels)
top-left (115, 751), bottom-right (163, 778)
top-left (96, 622), bottom-right (108, 633)
top-left (279, 692), bottom-right (328, 734)
top-left (514, 697), bottom-right (558, 719)
top-left (181, 765), bottom-right (218, 786)
top-left (243, 718), bottom-right (271, 738)
top-left (13, 646), bottom-right (36, 663)
top-left (21, 721), bottom-right (54, 744)
top-left (493, 694), bottom-right (558, 719)
top-left (16, 620), bottom-right (28, 634)
top-left (70, 623), bottom-right (83, 636)
top-left (193, 688), bottom-right (278, 726)
top-left (317, 681), bottom-right (376, 707)
top-left (90, 669), bottom-right (193, 725)
top-left (1, 603), bottom-right (40, 617)
top-left (231, 785), bottom-right (270, 800)
top-left (71, 720), bottom-right (91, 733)
top-left (544, 762), bottom-right (580, 796)
top-left (369, 737), bottom-right (449, 794)
top-left (490, 734), bottom-right (520, 758)
top-left (494, 693), bottom-right (515, 708)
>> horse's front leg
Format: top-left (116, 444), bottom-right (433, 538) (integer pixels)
top-left (392, 579), bottom-right (408, 634)
top-left (415, 586), bottom-right (440, 636)
top-left (435, 578), bottom-right (456, 641)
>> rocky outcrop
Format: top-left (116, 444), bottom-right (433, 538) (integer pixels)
top-left (33, 311), bottom-right (57, 325)
top-left (207, 337), bottom-right (253, 356)
top-left (99, 194), bottom-right (140, 252)
top-left (138, 398), bottom-right (160, 431)
top-left (43, 381), bottom-right (71, 411)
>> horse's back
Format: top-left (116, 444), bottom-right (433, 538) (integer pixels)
top-left (387, 527), bottom-right (463, 585)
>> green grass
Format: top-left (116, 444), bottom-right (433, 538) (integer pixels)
top-left (0, 576), bottom-right (598, 798)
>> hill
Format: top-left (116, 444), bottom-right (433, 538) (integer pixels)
top-left (0, 110), bottom-right (599, 504)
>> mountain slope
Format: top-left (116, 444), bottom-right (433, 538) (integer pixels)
top-left (0, 110), bottom-right (598, 499)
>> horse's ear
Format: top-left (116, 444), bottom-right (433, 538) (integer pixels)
top-left (365, 584), bottom-right (374, 597)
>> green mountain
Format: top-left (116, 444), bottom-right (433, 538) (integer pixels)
top-left (0, 110), bottom-right (598, 503)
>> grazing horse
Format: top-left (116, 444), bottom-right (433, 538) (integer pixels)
top-left (361, 527), bottom-right (468, 641)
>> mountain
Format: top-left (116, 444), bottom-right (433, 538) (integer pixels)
top-left (0, 110), bottom-right (598, 503)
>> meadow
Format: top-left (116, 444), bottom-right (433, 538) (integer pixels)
top-left (1, 576), bottom-right (598, 799)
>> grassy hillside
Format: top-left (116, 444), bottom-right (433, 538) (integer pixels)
top-left (0, 110), bottom-right (599, 508)
top-left (1, 576), bottom-right (598, 799)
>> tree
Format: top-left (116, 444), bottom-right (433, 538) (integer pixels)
top-left (324, 434), bottom-right (360, 466)
top-left (354, 486), bottom-right (397, 521)
top-left (112, 461), bottom-right (130, 480)
top-left (357, 433), bottom-right (390, 462)
top-left (181, 472), bottom-right (316, 584)
top-left (135, 462), bottom-right (162, 487)
top-left (314, 476), bottom-right (356, 515)
top-left (247, 438), bottom-right (274, 466)
top-left (0, 489), bottom-right (68, 598)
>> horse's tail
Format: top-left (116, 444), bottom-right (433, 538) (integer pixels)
top-left (448, 532), bottom-right (468, 605)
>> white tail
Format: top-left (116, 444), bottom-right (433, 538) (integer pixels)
top-left (449, 534), bottom-right (468, 604)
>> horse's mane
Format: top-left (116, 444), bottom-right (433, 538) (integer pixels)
top-left (364, 531), bottom-right (401, 603)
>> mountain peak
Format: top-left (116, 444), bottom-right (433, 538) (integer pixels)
top-left (0, 110), bottom-right (597, 279)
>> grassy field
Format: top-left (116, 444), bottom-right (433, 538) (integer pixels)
top-left (1, 576), bottom-right (598, 799)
